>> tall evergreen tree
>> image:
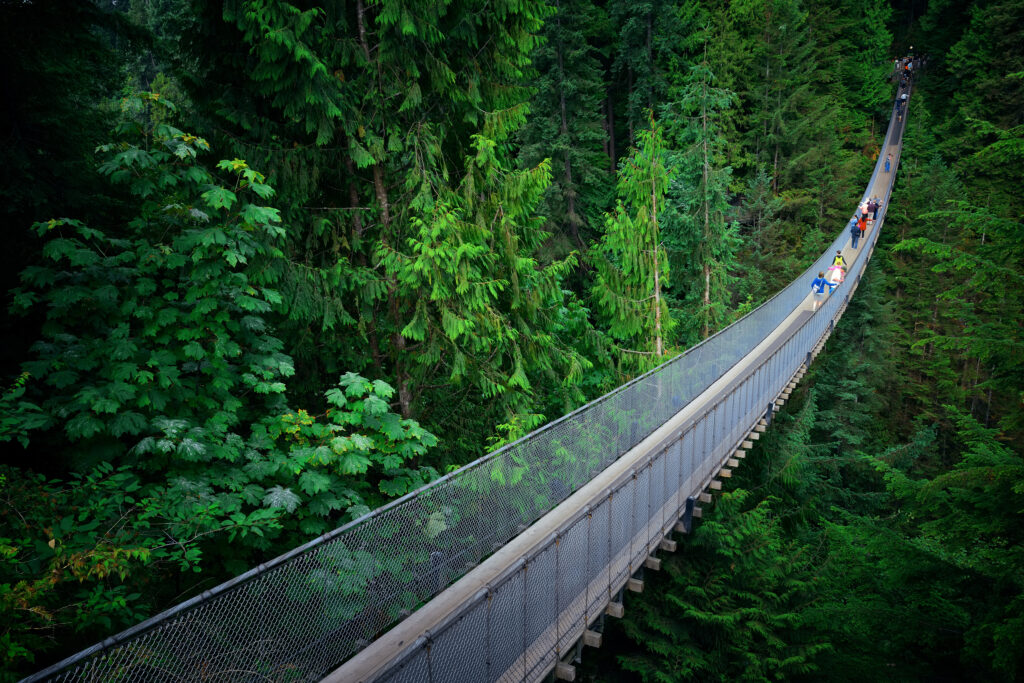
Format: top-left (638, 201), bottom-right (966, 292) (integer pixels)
top-left (591, 118), bottom-right (673, 371)
top-left (518, 0), bottom-right (611, 250)
top-left (663, 34), bottom-right (740, 342)
top-left (607, 0), bottom-right (686, 144)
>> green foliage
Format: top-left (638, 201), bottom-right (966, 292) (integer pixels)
top-left (607, 0), bottom-right (687, 141)
top-left (0, 463), bottom-right (280, 677)
top-left (0, 0), bottom-right (126, 389)
top-left (378, 134), bottom-right (592, 430)
top-left (178, 0), bottom-right (596, 464)
top-left (7, 94), bottom-right (291, 461)
top-left (867, 408), bottom-right (1024, 676)
top-left (662, 31), bottom-right (741, 343)
top-left (591, 117), bottom-right (674, 372)
top-left (1, 95), bottom-right (441, 676)
top-left (618, 491), bottom-right (829, 682)
top-left (517, 0), bottom-right (612, 249)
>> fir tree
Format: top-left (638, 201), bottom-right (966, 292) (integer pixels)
top-left (518, 0), bottom-right (612, 250)
top-left (591, 117), bottom-right (674, 372)
top-left (662, 34), bottom-right (740, 342)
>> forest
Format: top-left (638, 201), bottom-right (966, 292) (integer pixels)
top-left (0, 0), bottom-right (1021, 679)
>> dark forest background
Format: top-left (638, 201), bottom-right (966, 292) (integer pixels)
top-left (0, 0), bottom-right (1021, 678)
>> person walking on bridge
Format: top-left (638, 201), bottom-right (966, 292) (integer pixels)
top-left (850, 217), bottom-right (862, 248)
top-left (811, 271), bottom-right (835, 312)
top-left (885, 153), bottom-right (892, 173)
top-left (857, 215), bottom-right (867, 239)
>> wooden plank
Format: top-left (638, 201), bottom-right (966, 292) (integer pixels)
top-left (674, 521), bottom-right (687, 534)
top-left (733, 449), bottom-right (746, 458)
top-left (644, 556), bottom-right (662, 571)
top-left (692, 506), bottom-right (703, 518)
top-left (719, 468), bottom-right (732, 478)
top-left (698, 492), bottom-right (712, 504)
top-left (606, 602), bottom-right (624, 618)
top-left (555, 662), bottom-right (576, 681)
top-left (583, 630), bottom-right (602, 648)
top-left (741, 440), bottom-right (753, 449)
top-left (727, 458), bottom-right (739, 468)
top-left (754, 425), bottom-right (766, 433)
top-left (659, 538), bottom-right (677, 553)
top-left (626, 578), bottom-right (644, 593)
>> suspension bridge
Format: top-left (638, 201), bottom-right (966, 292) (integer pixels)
top-left (27, 82), bottom-right (913, 683)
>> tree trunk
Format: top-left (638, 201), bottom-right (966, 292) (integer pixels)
top-left (372, 164), bottom-right (413, 417)
top-left (772, 144), bottom-right (780, 194)
top-left (358, 6), bottom-right (413, 417)
top-left (646, 11), bottom-right (654, 110)
top-left (652, 174), bottom-right (662, 357)
top-left (345, 156), bottom-right (364, 241)
top-left (607, 91), bottom-right (616, 172)
top-left (556, 6), bottom-right (583, 248)
top-left (701, 62), bottom-right (712, 339)
top-left (628, 67), bottom-right (635, 143)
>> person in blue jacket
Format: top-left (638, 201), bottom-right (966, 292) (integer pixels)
top-left (850, 217), bottom-right (861, 248)
top-left (811, 270), bottom-right (836, 311)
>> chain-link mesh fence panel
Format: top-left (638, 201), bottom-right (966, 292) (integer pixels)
top-left (632, 464), bottom-right (652, 567)
top-left (430, 595), bottom-right (489, 683)
top-left (607, 480), bottom-right (633, 590)
top-left (521, 543), bottom-right (558, 681)
top-left (376, 639), bottom-right (430, 683)
top-left (487, 566), bottom-right (527, 683)
top-left (663, 438), bottom-right (682, 532)
top-left (584, 498), bottom-right (611, 619)
top-left (555, 515), bottom-right (589, 653)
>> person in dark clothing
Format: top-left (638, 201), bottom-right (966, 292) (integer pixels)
top-left (850, 217), bottom-right (861, 248)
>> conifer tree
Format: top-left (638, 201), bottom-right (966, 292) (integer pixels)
top-left (377, 135), bottom-right (590, 428)
top-left (726, 0), bottom-right (809, 190)
top-left (617, 490), bottom-right (829, 682)
top-left (663, 35), bottom-right (740, 342)
top-left (518, 0), bottom-right (611, 250)
top-left (607, 0), bottom-right (685, 143)
top-left (591, 117), bottom-right (673, 371)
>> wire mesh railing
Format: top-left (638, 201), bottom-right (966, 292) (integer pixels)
top-left (28, 87), bottom-right (909, 683)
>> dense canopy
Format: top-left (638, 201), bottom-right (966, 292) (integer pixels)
top-left (0, 0), bottom-right (1021, 679)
